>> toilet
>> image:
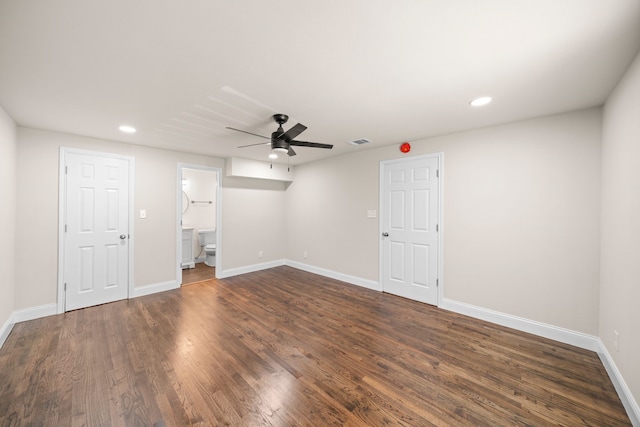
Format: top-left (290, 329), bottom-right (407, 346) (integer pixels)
top-left (197, 229), bottom-right (217, 267)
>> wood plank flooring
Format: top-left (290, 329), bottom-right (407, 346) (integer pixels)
top-left (0, 266), bottom-right (630, 426)
top-left (182, 262), bottom-right (216, 286)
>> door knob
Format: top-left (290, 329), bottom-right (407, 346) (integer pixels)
top-left (120, 234), bottom-right (127, 240)
top-left (382, 232), bottom-right (389, 237)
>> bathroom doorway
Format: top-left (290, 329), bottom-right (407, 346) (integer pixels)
top-left (176, 163), bottom-right (221, 286)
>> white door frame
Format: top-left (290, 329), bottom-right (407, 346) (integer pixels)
top-left (176, 163), bottom-right (222, 284)
top-left (57, 147), bottom-right (135, 314)
top-left (378, 152), bottom-right (444, 306)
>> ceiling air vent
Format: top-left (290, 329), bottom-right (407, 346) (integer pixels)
top-left (348, 138), bottom-right (371, 146)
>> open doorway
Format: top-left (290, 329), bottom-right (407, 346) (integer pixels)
top-left (177, 163), bottom-right (222, 286)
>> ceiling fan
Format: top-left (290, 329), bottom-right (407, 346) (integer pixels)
top-left (227, 114), bottom-right (333, 157)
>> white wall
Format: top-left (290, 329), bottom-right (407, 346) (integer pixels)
top-left (285, 152), bottom-right (380, 281)
top-left (287, 109), bottom-right (602, 335)
top-left (601, 49), bottom-right (640, 408)
top-left (220, 176), bottom-right (286, 271)
top-left (0, 105), bottom-right (16, 334)
top-left (14, 127), bottom-right (285, 310)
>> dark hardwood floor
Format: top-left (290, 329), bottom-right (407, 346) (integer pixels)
top-left (182, 262), bottom-right (216, 286)
top-left (0, 266), bottom-right (630, 426)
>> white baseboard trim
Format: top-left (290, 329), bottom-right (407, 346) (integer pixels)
top-left (216, 259), bottom-right (380, 292)
top-left (285, 260), bottom-right (381, 292)
top-left (438, 298), bottom-right (639, 422)
top-left (217, 259), bottom-right (286, 279)
top-left (132, 280), bottom-right (180, 298)
top-left (0, 281), bottom-right (182, 351)
top-left (597, 340), bottom-right (640, 426)
top-left (13, 303), bottom-right (58, 323)
top-left (439, 298), bottom-right (600, 352)
top-left (0, 303), bottom-right (58, 350)
top-left (0, 315), bottom-right (14, 349)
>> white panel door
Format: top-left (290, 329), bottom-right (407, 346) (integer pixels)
top-left (64, 152), bottom-right (130, 311)
top-left (381, 156), bottom-right (439, 305)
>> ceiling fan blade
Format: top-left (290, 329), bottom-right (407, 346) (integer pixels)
top-left (279, 123), bottom-right (307, 142)
top-left (289, 140), bottom-right (334, 149)
top-left (226, 126), bottom-right (270, 140)
top-left (287, 146), bottom-right (297, 156)
top-left (237, 142), bottom-right (270, 148)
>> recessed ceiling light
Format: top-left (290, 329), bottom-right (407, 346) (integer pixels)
top-left (268, 153), bottom-right (278, 159)
top-left (470, 96), bottom-right (492, 107)
top-left (118, 125), bottom-right (136, 133)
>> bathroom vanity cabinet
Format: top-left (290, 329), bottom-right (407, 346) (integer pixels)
top-left (181, 227), bottom-right (195, 269)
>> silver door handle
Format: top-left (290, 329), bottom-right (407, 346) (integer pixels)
top-left (120, 234), bottom-right (127, 240)
top-left (382, 232), bottom-right (389, 237)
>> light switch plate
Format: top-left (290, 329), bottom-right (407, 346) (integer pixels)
top-left (140, 209), bottom-right (147, 219)
top-left (367, 210), bottom-right (377, 219)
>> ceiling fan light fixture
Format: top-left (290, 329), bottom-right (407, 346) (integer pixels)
top-left (232, 113), bottom-right (334, 158)
top-left (272, 138), bottom-right (289, 154)
top-left (268, 152), bottom-right (278, 159)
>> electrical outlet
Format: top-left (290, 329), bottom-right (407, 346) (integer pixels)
top-left (614, 330), bottom-right (619, 352)
top-left (303, 251), bottom-right (308, 259)
top-left (258, 250), bottom-right (263, 258)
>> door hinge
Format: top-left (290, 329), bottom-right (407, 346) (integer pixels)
top-left (64, 224), bottom-right (67, 232)
top-left (64, 283), bottom-right (67, 291)
top-left (436, 224), bottom-right (439, 232)
top-left (436, 279), bottom-right (439, 287)
top-left (65, 166), bottom-right (68, 174)
top-left (436, 169), bottom-right (439, 178)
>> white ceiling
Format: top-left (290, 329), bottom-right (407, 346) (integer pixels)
top-left (1, 0), bottom-right (639, 165)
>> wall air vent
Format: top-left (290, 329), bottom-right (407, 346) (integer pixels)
top-left (348, 138), bottom-right (371, 146)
